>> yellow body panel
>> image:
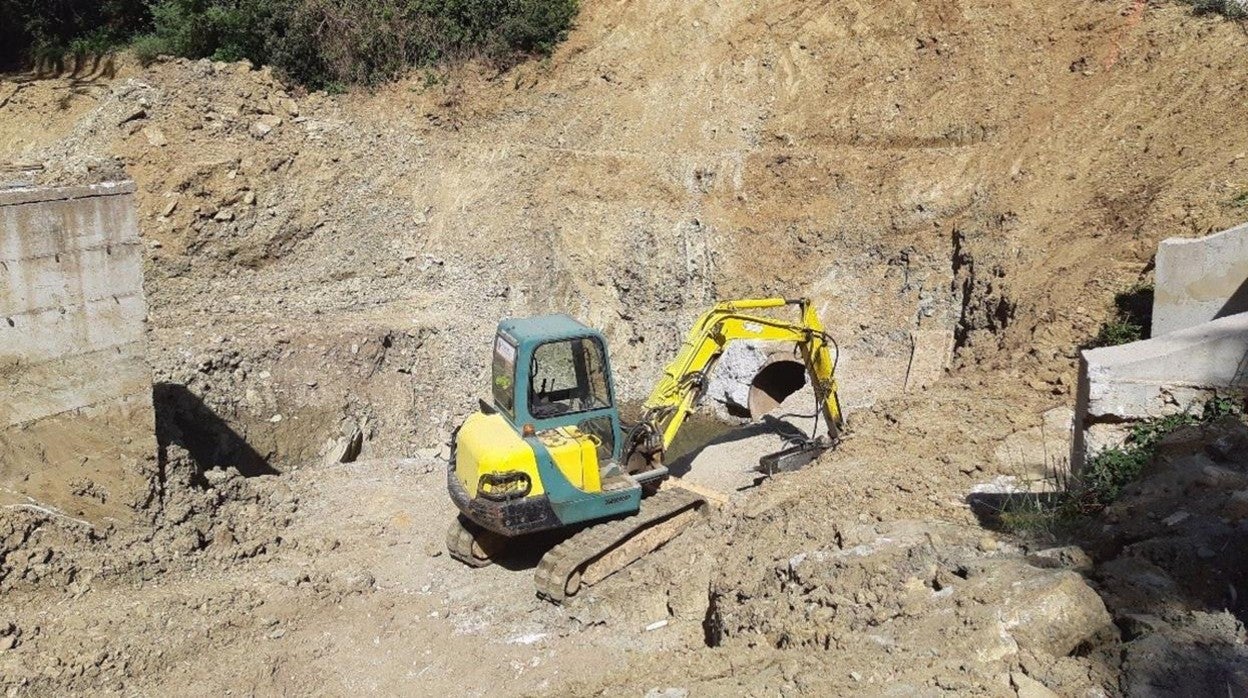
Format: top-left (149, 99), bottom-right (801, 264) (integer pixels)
top-left (538, 427), bottom-right (602, 493)
top-left (455, 412), bottom-right (545, 497)
top-left (455, 412), bottom-right (603, 498)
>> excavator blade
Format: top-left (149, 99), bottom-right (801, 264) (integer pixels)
top-left (534, 487), bottom-right (706, 604)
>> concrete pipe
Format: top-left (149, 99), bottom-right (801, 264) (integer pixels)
top-left (747, 356), bottom-right (807, 419)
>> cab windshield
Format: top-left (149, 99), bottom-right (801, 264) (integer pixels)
top-left (529, 337), bottom-right (611, 418)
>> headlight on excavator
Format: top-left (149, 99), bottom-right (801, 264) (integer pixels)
top-left (477, 470), bottom-right (532, 501)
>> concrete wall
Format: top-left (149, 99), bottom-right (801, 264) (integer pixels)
top-left (1072, 312), bottom-right (1248, 469)
top-left (1152, 221), bottom-right (1248, 336)
top-left (0, 182), bottom-right (155, 524)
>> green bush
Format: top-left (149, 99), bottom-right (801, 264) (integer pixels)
top-left (1082, 396), bottom-right (1242, 506)
top-left (0, 0), bottom-right (149, 68)
top-left (133, 0), bottom-right (287, 65)
top-left (4, 0), bottom-right (578, 87)
top-left (997, 397), bottom-right (1243, 538)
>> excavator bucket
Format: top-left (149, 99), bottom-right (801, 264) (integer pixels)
top-left (755, 436), bottom-right (832, 476)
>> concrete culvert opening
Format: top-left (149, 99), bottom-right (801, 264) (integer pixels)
top-left (747, 359), bottom-right (807, 418)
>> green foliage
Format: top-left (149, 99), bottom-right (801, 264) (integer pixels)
top-left (1230, 190), bottom-right (1248, 208)
top-left (133, 0), bottom-right (286, 65)
top-left (0, 0), bottom-right (149, 67)
top-left (1088, 282), bottom-right (1153, 348)
top-left (1186, 0), bottom-right (1248, 19)
top-left (1091, 319), bottom-right (1144, 348)
top-left (3, 0), bottom-right (578, 87)
top-left (1081, 397), bottom-right (1243, 507)
top-left (997, 396), bottom-right (1244, 538)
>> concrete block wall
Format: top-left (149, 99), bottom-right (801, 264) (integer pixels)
top-left (1153, 221), bottom-right (1248, 336)
top-left (1072, 309), bottom-right (1248, 470)
top-left (1072, 220), bottom-right (1248, 471)
top-left (0, 181), bottom-right (156, 524)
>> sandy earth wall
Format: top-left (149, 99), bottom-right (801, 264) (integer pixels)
top-left (0, 181), bottom-right (155, 524)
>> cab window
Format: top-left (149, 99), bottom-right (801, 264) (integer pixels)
top-left (529, 337), bottom-right (611, 418)
top-left (491, 335), bottom-right (517, 415)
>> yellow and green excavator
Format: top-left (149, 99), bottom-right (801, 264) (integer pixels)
top-left (446, 297), bottom-right (844, 602)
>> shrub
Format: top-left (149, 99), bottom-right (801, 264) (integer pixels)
top-left (1081, 396), bottom-right (1243, 506)
top-left (1186, 0), bottom-right (1248, 19)
top-left (0, 0), bottom-right (149, 68)
top-left (1088, 282), bottom-right (1153, 348)
top-left (133, 0), bottom-right (288, 65)
top-left (4, 0), bottom-right (578, 87)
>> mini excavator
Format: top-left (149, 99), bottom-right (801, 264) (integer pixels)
top-left (446, 298), bottom-right (844, 602)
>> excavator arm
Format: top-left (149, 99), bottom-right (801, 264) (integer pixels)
top-left (628, 298), bottom-right (843, 469)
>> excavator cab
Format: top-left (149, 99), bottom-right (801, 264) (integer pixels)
top-left (501, 319), bottom-right (619, 460)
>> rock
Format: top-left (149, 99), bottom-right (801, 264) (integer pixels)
top-left (1161, 511), bottom-right (1190, 527)
top-left (117, 107), bottom-right (146, 126)
top-left (994, 407), bottom-right (1074, 481)
top-left (268, 628), bottom-right (286, 640)
top-left (1025, 546), bottom-right (1092, 572)
top-left (1223, 490), bottom-right (1248, 521)
top-left (905, 329), bottom-right (954, 391)
top-left (1011, 672), bottom-right (1060, 698)
top-left (1000, 567), bottom-right (1114, 657)
top-left (250, 115), bottom-right (282, 138)
top-left (1120, 613), bottom-right (1248, 697)
top-left (703, 341), bottom-right (769, 416)
top-left (242, 190), bottom-right (256, 206)
top-left (328, 567), bottom-right (375, 595)
top-left (1117, 613), bottom-right (1170, 640)
top-left (143, 127), bottom-right (168, 147)
top-left (1095, 557), bottom-right (1178, 610)
top-left (323, 424), bottom-right (364, 465)
top-left (1205, 419), bottom-right (1248, 464)
top-left (160, 199), bottom-right (178, 218)
top-left (1197, 464), bottom-right (1248, 490)
top-left (213, 208), bottom-right (235, 222)
top-left (414, 444), bottom-right (449, 463)
top-left (203, 468), bottom-right (238, 487)
top-left (644, 690), bottom-right (688, 698)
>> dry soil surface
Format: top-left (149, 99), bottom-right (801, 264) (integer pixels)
top-left (4, 0), bottom-right (1248, 694)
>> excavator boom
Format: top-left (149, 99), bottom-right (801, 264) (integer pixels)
top-left (636, 297), bottom-right (843, 462)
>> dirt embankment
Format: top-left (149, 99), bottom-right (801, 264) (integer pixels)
top-left (2, 0), bottom-right (1248, 694)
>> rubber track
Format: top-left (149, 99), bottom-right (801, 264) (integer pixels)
top-left (534, 487), bottom-right (706, 603)
top-left (447, 517), bottom-right (493, 568)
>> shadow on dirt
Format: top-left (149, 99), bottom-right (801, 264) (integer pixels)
top-left (153, 382), bottom-right (277, 477)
